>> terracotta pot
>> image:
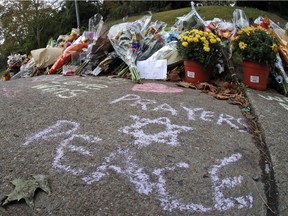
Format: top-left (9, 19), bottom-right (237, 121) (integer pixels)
top-left (183, 60), bottom-right (210, 83)
top-left (242, 61), bottom-right (270, 91)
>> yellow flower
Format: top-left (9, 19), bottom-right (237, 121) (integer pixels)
top-left (187, 37), bottom-right (193, 43)
top-left (182, 41), bottom-right (188, 47)
top-left (204, 41), bottom-right (209, 47)
top-left (200, 37), bottom-right (207, 42)
top-left (239, 41), bottom-right (247, 50)
top-left (203, 46), bottom-right (210, 52)
top-left (210, 38), bottom-right (217, 44)
top-left (193, 37), bottom-right (199, 43)
top-left (271, 43), bottom-right (278, 52)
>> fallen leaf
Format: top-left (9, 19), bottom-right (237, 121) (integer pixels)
top-left (176, 81), bottom-right (196, 89)
top-left (168, 67), bottom-right (182, 82)
top-left (1, 175), bottom-right (51, 208)
top-left (208, 92), bottom-right (229, 100)
top-left (196, 82), bottom-right (217, 92)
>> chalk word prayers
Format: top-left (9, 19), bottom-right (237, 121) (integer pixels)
top-left (110, 94), bottom-right (248, 133)
top-left (22, 120), bottom-right (253, 213)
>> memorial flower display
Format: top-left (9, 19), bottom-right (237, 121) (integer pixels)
top-left (231, 26), bottom-right (278, 65)
top-left (177, 29), bottom-right (222, 68)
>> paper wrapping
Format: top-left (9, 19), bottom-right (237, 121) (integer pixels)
top-left (31, 48), bottom-right (63, 69)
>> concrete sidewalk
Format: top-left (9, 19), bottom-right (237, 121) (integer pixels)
top-left (246, 89), bottom-right (288, 216)
top-left (0, 75), bottom-right (285, 215)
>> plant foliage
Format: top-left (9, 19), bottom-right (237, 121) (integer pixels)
top-left (177, 29), bottom-right (222, 68)
top-left (231, 27), bottom-right (278, 65)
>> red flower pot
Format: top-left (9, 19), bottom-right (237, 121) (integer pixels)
top-left (184, 60), bottom-right (210, 83)
top-left (242, 61), bottom-right (270, 91)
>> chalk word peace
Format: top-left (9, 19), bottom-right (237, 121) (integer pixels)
top-left (22, 120), bottom-right (253, 213)
top-left (258, 94), bottom-right (288, 111)
top-left (110, 94), bottom-right (248, 133)
top-left (31, 80), bottom-right (108, 98)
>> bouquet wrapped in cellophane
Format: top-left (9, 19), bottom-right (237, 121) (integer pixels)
top-left (108, 14), bottom-right (167, 83)
top-left (108, 15), bottom-right (152, 83)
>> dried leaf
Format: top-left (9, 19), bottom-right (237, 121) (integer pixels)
top-left (168, 67), bottom-right (182, 82)
top-left (208, 92), bottom-right (229, 100)
top-left (176, 81), bottom-right (196, 89)
top-left (1, 175), bottom-right (51, 208)
top-left (196, 82), bottom-right (217, 92)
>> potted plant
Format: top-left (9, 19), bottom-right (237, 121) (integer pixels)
top-left (177, 29), bottom-right (222, 83)
top-left (231, 26), bottom-right (278, 90)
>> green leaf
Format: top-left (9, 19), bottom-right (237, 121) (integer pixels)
top-left (1, 175), bottom-right (51, 208)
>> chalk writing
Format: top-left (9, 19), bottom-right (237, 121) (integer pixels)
top-left (1, 87), bottom-right (21, 98)
top-left (209, 153), bottom-right (253, 211)
top-left (153, 162), bottom-right (212, 212)
top-left (111, 94), bottom-right (248, 133)
top-left (31, 75), bottom-right (64, 82)
top-left (53, 134), bottom-right (102, 176)
top-left (120, 115), bottom-right (193, 148)
top-left (22, 120), bottom-right (80, 146)
top-left (22, 120), bottom-right (253, 213)
top-left (31, 80), bottom-right (108, 98)
top-left (258, 94), bottom-right (288, 111)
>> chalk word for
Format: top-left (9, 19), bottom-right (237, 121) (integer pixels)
top-left (31, 80), bottom-right (108, 98)
top-left (258, 94), bottom-right (288, 111)
top-left (22, 120), bottom-right (253, 213)
top-left (110, 94), bottom-right (248, 133)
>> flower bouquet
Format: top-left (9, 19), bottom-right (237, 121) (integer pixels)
top-left (108, 15), bottom-right (152, 83)
top-left (7, 53), bottom-right (27, 69)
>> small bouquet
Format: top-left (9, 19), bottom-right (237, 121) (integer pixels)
top-left (108, 15), bottom-right (152, 83)
top-left (7, 53), bottom-right (27, 68)
top-left (137, 20), bottom-right (166, 61)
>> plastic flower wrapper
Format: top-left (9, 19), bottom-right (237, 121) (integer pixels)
top-left (138, 20), bottom-right (167, 61)
top-left (108, 14), bottom-right (152, 83)
top-left (173, 2), bottom-right (205, 32)
top-left (232, 9), bottom-right (249, 29)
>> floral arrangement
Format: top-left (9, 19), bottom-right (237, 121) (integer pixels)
top-left (108, 15), bottom-right (166, 83)
top-left (7, 53), bottom-right (27, 68)
top-left (231, 27), bottom-right (278, 65)
top-left (177, 29), bottom-right (222, 68)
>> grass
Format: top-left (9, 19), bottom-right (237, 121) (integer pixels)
top-left (106, 5), bottom-right (287, 27)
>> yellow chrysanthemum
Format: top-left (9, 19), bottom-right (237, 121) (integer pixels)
top-left (187, 37), bottom-right (193, 43)
top-left (193, 37), bottom-right (199, 43)
top-left (271, 43), bottom-right (278, 52)
top-left (182, 41), bottom-right (188, 47)
top-left (210, 38), bottom-right (217, 44)
top-left (200, 37), bottom-right (206, 42)
top-left (203, 46), bottom-right (210, 52)
top-left (239, 41), bottom-right (247, 50)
